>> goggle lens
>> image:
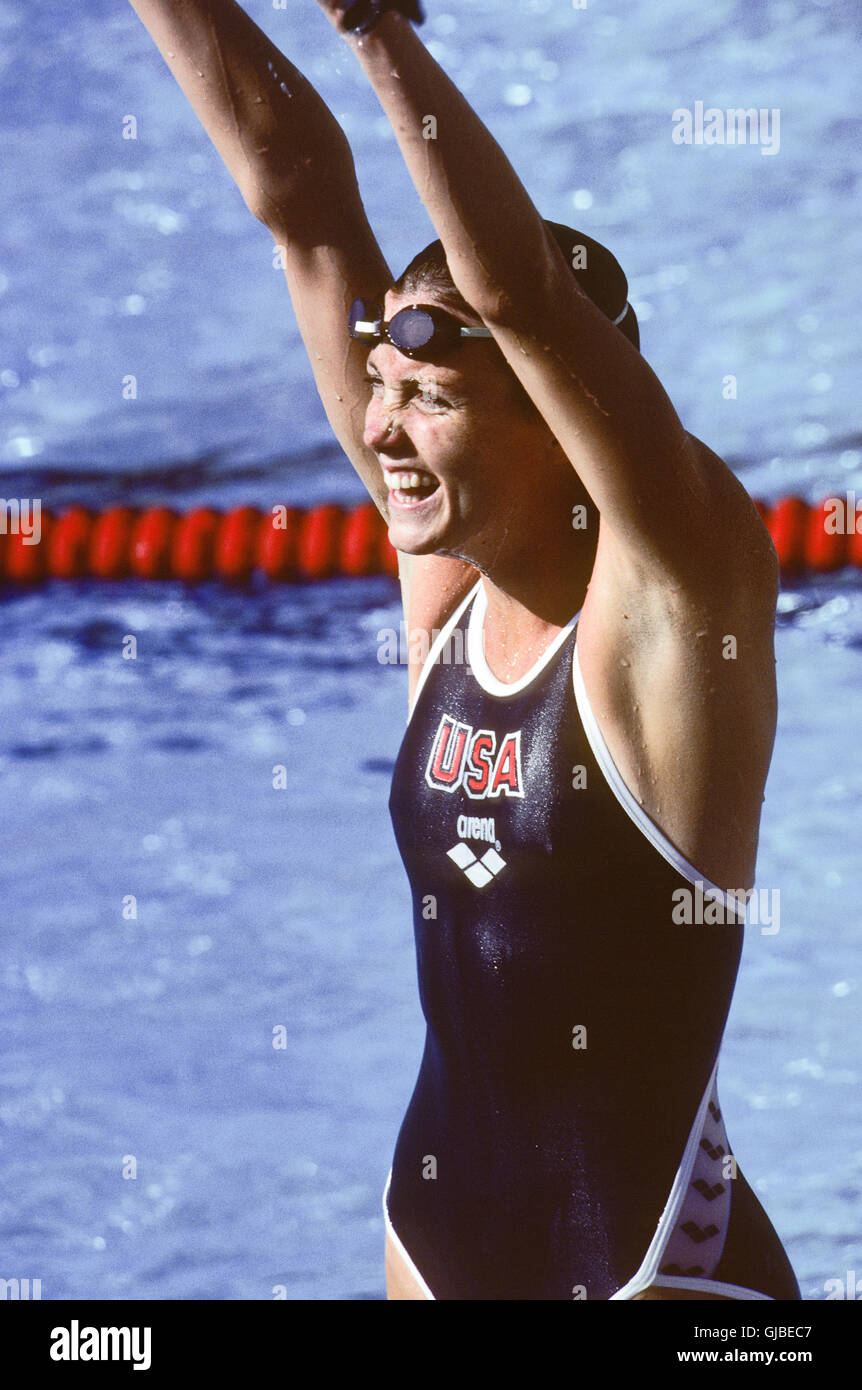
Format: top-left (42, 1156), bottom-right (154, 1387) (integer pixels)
top-left (391, 307), bottom-right (438, 352)
top-left (348, 297), bottom-right (380, 340)
top-left (348, 299), bottom-right (477, 357)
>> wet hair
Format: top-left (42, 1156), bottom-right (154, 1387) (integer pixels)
top-left (393, 240), bottom-right (476, 321)
top-left (393, 219), bottom-right (640, 358)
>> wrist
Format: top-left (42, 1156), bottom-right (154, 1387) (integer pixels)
top-left (342, 7), bottom-right (416, 75)
top-left (335, 0), bottom-right (423, 44)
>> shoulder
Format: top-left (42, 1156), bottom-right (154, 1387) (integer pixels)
top-left (682, 434), bottom-right (779, 596)
top-left (588, 433), bottom-right (779, 625)
top-left (578, 436), bottom-right (779, 729)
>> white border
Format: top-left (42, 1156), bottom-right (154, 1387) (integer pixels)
top-left (609, 1058), bottom-right (720, 1299)
top-left (468, 581), bottom-right (581, 697)
top-left (383, 1145), bottom-right (774, 1301)
top-left (572, 645), bottom-right (745, 915)
top-left (382, 1170), bottom-right (435, 1299)
top-left (647, 1275), bottom-right (773, 1300)
top-left (390, 597), bottom-right (764, 1301)
top-left (407, 580), bottom-right (482, 724)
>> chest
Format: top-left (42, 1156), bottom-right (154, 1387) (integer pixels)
top-left (390, 633), bottom-right (599, 878)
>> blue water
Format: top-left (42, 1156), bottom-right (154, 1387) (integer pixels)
top-left (1, 0), bottom-right (861, 1300)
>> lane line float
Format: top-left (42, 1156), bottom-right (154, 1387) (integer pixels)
top-left (1, 498), bottom-right (858, 584)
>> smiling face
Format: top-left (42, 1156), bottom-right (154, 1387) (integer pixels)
top-left (363, 289), bottom-right (563, 565)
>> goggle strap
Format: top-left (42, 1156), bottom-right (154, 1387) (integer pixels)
top-left (461, 308), bottom-right (628, 331)
top-left (350, 304), bottom-right (628, 344)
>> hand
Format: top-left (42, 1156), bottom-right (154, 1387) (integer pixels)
top-left (314, 0), bottom-right (425, 38)
top-left (313, 0), bottom-right (349, 26)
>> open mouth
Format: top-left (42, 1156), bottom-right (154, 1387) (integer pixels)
top-left (386, 470), bottom-right (441, 508)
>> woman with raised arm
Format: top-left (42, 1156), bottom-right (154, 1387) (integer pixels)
top-left (128, 0), bottom-right (800, 1301)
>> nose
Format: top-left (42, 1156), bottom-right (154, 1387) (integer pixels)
top-left (363, 398), bottom-right (401, 452)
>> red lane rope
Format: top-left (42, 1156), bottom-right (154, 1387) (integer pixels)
top-left (0, 498), bottom-right (857, 583)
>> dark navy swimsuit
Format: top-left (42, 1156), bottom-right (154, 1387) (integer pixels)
top-left (385, 580), bottom-right (800, 1301)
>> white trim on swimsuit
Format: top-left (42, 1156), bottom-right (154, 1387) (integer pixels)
top-left (467, 579), bottom-right (581, 697)
top-left (382, 1186), bottom-right (775, 1302)
top-left (382, 1171), bottom-right (436, 1300)
top-left (407, 580), bottom-right (481, 723)
top-left (572, 644), bottom-right (746, 916)
top-left (387, 579), bottom-right (767, 1300)
top-left (382, 1064), bottom-right (774, 1301)
top-left (413, 580), bottom-right (745, 914)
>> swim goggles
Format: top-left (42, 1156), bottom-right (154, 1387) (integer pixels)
top-left (348, 298), bottom-right (495, 358)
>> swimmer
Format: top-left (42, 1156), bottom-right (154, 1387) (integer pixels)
top-left (128, 0), bottom-right (800, 1300)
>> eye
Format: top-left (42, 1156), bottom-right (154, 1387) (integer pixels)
top-left (416, 386), bottom-right (450, 410)
top-left (363, 373), bottom-right (384, 395)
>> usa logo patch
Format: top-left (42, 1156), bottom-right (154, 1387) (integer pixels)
top-left (425, 714), bottom-right (524, 799)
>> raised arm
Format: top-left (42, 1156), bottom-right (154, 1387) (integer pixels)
top-left (317, 3), bottom-right (773, 585)
top-left (127, 0), bottom-right (393, 517)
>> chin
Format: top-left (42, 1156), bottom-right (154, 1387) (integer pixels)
top-left (387, 524), bottom-right (443, 557)
top-left (386, 506), bottom-right (450, 556)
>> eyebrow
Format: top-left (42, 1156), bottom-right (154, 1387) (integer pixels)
top-left (364, 357), bottom-right (462, 389)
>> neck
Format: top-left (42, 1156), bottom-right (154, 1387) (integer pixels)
top-left (462, 482), bottom-right (596, 629)
top-left (447, 477), bottom-right (597, 680)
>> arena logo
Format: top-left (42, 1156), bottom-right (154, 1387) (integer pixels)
top-left (456, 814), bottom-right (497, 845)
top-left (425, 715), bottom-right (523, 799)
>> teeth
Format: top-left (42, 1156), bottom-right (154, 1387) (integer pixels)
top-left (390, 471), bottom-right (437, 491)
